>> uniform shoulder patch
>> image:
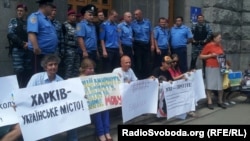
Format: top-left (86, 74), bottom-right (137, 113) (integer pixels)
top-left (30, 16), bottom-right (37, 24)
top-left (76, 25), bottom-right (81, 31)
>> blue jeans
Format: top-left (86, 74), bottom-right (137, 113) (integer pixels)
top-left (93, 110), bottom-right (110, 136)
top-left (42, 129), bottom-right (78, 141)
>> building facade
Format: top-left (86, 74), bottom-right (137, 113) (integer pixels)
top-left (0, 0), bottom-right (250, 76)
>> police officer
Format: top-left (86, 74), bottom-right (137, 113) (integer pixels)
top-left (169, 16), bottom-right (193, 73)
top-left (131, 9), bottom-right (154, 79)
top-left (190, 14), bottom-right (212, 71)
top-left (76, 4), bottom-right (98, 64)
top-left (62, 9), bottom-right (79, 79)
top-left (27, 0), bottom-right (58, 74)
top-left (7, 4), bottom-right (32, 88)
top-left (118, 12), bottom-right (134, 68)
top-left (153, 17), bottom-right (171, 68)
top-left (94, 9), bottom-right (106, 73)
top-left (100, 10), bottom-right (122, 73)
top-left (48, 4), bottom-right (64, 78)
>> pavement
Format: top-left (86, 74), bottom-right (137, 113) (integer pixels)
top-left (51, 93), bottom-right (249, 141)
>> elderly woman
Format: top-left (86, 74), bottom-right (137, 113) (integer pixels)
top-left (199, 32), bottom-right (227, 110)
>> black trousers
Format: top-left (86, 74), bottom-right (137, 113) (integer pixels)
top-left (133, 41), bottom-right (152, 79)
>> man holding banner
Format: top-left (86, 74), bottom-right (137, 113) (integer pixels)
top-left (26, 54), bottom-right (78, 141)
top-left (112, 55), bottom-right (138, 83)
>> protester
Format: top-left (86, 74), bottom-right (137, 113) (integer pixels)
top-left (222, 60), bottom-right (236, 106)
top-left (151, 56), bottom-right (173, 118)
top-left (112, 55), bottom-right (137, 83)
top-left (26, 54), bottom-right (78, 141)
top-left (79, 58), bottom-right (113, 141)
top-left (169, 54), bottom-right (197, 117)
top-left (0, 124), bottom-right (22, 141)
top-left (168, 54), bottom-right (187, 80)
top-left (199, 32), bottom-right (227, 110)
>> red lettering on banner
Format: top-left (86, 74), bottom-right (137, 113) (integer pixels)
top-left (105, 96), bottom-right (121, 106)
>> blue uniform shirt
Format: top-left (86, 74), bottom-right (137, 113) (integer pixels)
top-left (76, 20), bottom-right (97, 52)
top-left (99, 20), bottom-right (119, 48)
top-left (27, 11), bottom-right (58, 54)
top-left (118, 21), bottom-right (133, 46)
top-left (131, 19), bottom-right (151, 43)
top-left (153, 26), bottom-right (169, 49)
top-left (170, 25), bottom-right (193, 48)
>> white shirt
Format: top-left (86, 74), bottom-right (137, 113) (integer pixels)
top-left (112, 67), bottom-right (138, 83)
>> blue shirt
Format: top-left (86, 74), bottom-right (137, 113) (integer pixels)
top-left (118, 21), bottom-right (133, 46)
top-left (170, 25), bottom-right (193, 48)
top-left (27, 11), bottom-right (58, 54)
top-left (131, 19), bottom-right (151, 43)
top-left (153, 26), bottom-right (169, 49)
top-left (99, 20), bottom-right (119, 48)
top-left (26, 72), bottom-right (63, 87)
top-left (76, 20), bottom-right (97, 52)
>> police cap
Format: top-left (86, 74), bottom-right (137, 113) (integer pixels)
top-left (80, 4), bottom-right (97, 15)
top-left (16, 4), bottom-right (28, 11)
top-left (36, 0), bottom-right (54, 5)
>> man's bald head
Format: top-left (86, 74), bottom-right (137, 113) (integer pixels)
top-left (123, 11), bottom-right (132, 23)
top-left (120, 55), bottom-right (131, 71)
top-left (134, 9), bottom-right (143, 21)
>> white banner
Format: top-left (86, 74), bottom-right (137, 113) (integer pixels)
top-left (80, 73), bottom-right (122, 114)
top-left (185, 69), bottom-right (206, 103)
top-left (120, 79), bottom-right (159, 123)
top-left (0, 75), bottom-right (19, 127)
top-left (13, 78), bottom-right (90, 141)
top-left (163, 79), bottom-right (195, 120)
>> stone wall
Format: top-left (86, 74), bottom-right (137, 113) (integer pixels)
top-left (203, 0), bottom-right (250, 71)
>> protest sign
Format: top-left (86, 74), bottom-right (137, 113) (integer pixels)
top-left (157, 83), bottom-right (167, 118)
top-left (228, 71), bottom-right (242, 86)
top-left (80, 73), bottom-right (122, 114)
top-left (186, 69), bottom-right (206, 103)
top-left (120, 79), bottom-right (159, 123)
top-left (163, 80), bottom-right (195, 120)
top-left (13, 78), bottom-right (90, 141)
top-left (0, 75), bottom-right (19, 127)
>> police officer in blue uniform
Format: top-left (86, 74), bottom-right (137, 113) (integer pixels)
top-left (7, 4), bottom-right (32, 88)
top-left (190, 14), bottom-right (212, 71)
top-left (169, 16), bottom-right (193, 73)
top-left (62, 9), bottom-right (79, 79)
top-left (48, 4), bottom-right (64, 78)
top-left (76, 4), bottom-right (99, 66)
top-left (118, 12), bottom-right (134, 68)
top-left (100, 10), bottom-right (122, 73)
top-left (131, 9), bottom-right (154, 79)
top-left (27, 0), bottom-right (58, 74)
top-left (153, 17), bottom-right (171, 68)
